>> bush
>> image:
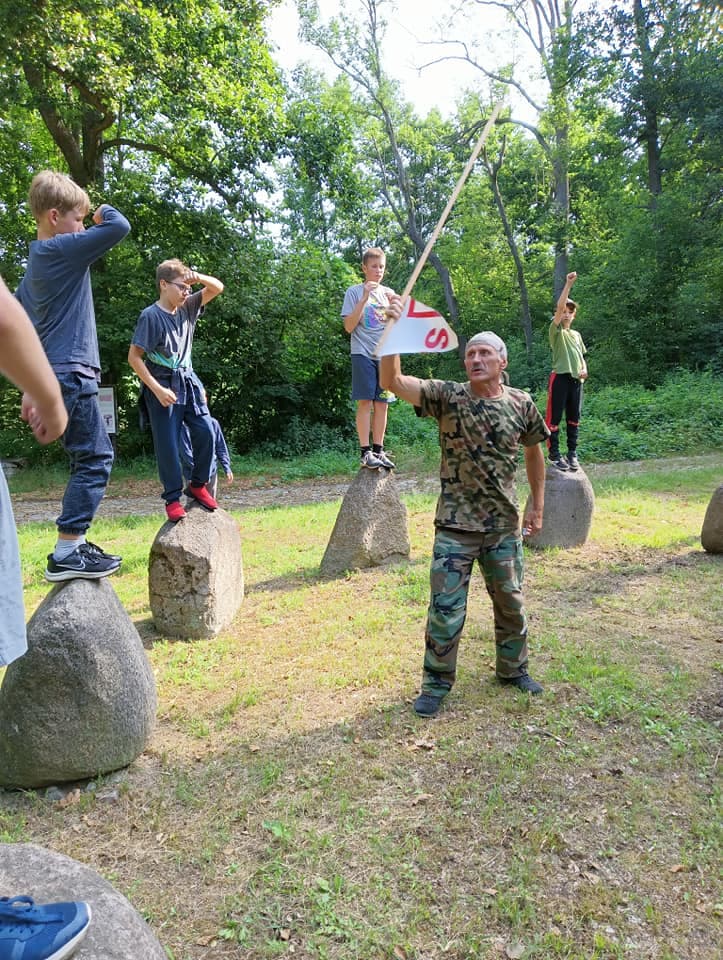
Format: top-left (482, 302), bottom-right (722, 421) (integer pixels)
top-left (255, 415), bottom-right (354, 459)
top-left (534, 368), bottom-right (723, 462)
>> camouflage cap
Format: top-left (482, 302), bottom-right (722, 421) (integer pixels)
top-left (466, 331), bottom-right (507, 361)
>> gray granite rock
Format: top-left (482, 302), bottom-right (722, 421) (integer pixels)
top-left (701, 482), bottom-right (723, 554)
top-left (0, 579), bottom-right (156, 789)
top-left (0, 843), bottom-right (166, 959)
top-left (525, 466), bottom-right (595, 549)
top-left (320, 468), bottom-right (410, 578)
top-left (149, 502), bottom-right (244, 638)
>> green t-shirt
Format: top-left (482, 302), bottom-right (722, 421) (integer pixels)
top-left (418, 380), bottom-right (549, 534)
top-left (549, 320), bottom-right (587, 378)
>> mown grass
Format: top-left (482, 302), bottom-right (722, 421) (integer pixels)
top-left (1, 455), bottom-right (722, 960)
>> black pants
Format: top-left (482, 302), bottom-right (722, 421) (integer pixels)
top-left (545, 372), bottom-right (583, 456)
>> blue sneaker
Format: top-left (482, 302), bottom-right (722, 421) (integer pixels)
top-left (0, 896), bottom-right (91, 960)
top-left (44, 542), bottom-right (120, 582)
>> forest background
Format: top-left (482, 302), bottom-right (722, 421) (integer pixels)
top-left (0, 0), bottom-right (720, 466)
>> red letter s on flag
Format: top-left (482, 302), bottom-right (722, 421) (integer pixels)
top-left (424, 327), bottom-right (449, 350)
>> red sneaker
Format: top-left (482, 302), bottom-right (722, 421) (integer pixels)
top-left (166, 500), bottom-right (187, 522)
top-left (189, 484), bottom-right (218, 511)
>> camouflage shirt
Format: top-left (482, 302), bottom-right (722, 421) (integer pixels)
top-left (418, 380), bottom-right (549, 534)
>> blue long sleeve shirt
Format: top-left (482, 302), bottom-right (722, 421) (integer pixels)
top-left (16, 206), bottom-right (130, 375)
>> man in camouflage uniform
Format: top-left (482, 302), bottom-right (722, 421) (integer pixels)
top-left (380, 325), bottom-right (549, 716)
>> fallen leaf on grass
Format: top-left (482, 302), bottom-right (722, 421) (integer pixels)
top-left (505, 942), bottom-right (525, 959)
top-left (279, 928), bottom-right (291, 941)
top-left (411, 794), bottom-right (433, 806)
top-left (393, 947), bottom-right (408, 960)
top-left (669, 863), bottom-right (687, 873)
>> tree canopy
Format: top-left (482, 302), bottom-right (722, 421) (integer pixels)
top-left (0, 0), bottom-right (719, 461)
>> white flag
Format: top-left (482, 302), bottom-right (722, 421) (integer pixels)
top-left (375, 298), bottom-right (458, 356)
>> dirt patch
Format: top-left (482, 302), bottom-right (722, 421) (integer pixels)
top-left (10, 473), bottom-right (440, 524)
top-left (10, 452), bottom-right (721, 525)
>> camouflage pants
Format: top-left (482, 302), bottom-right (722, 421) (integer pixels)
top-left (422, 528), bottom-right (529, 697)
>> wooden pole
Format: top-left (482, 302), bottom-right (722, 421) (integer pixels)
top-left (375, 100), bottom-right (504, 355)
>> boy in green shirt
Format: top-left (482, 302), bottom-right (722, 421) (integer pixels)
top-left (545, 272), bottom-right (587, 471)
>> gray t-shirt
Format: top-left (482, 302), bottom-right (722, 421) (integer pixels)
top-left (341, 283), bottom-right (395, 357)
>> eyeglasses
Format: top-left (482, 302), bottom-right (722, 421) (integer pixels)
top-left (167, 280), bottom-right (191, 295)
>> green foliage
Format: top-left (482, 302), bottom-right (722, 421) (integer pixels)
top-left (0, 0), bottom-right (285, 204)
top-left (532, 369), bottom-right (723, 462)
top-left (0, 0), bottom-right (718, 463)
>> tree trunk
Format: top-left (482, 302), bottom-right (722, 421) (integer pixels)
top-left (633, 0), bottom-right (663, 208)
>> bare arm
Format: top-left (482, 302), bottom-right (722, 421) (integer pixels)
top-left (522, 443), bottom-right (546, 534)
top-left (553, 272), bottom-right (577, 326)
top-left (379, 353), bottom-right (424, 407)
top-left (128, 344), bottom-right (177, 407)
top-left (0, 278), bottom-right (67, 444)
top-left (187, 270), bottom-right (224, 306)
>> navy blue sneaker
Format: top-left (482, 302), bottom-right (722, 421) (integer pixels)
top-left (0, 896), bottom-right (91, 960)
top-left (84, 540), bottom-right (122, 563)
top-left (45, 543), bottom-right (121, 582)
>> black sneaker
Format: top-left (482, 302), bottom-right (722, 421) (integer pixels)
top-left (566, 453), bottom-right (579, 471)
top-left (549, 455), bottom-right (569, 471)
top-left (84, 540), bottom-right (122, 563)
top-left (413, 693), bottom-right (445, 717)
top-left (498, 670), bottom-right (544, 695)
top-left (45, 543), bottom-right (121, 582)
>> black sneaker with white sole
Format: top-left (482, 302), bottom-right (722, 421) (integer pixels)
top-left (84, 540), bottom-right (122, 563)
top-left (566, 453), bottom-right (580, 471)
top-left (45, 543), bottom-right (121, 582)
top-left (548, 455), bottom-right (569, 471)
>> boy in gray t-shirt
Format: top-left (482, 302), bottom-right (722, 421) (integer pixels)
top-left (341, 247), bottom-right (397, 470)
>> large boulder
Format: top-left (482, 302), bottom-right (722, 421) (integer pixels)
top-left (0, 580), bottom-right (156, 789)
top-left (0, 843), bottom-right (166, 959)
top-left (525, 466), bottom-right (595, 549)
top-left (320, 468), bottom-right (410, 578)
top-left (701, 483), bottom-right (723, 554)
top-left (149, 503), bottom-right (244, 639)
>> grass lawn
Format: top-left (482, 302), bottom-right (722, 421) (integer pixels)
top-left (1, 455), bottom-right (722, 960)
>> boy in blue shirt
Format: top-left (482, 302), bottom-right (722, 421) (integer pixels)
top-left (15, 171), bottom-right (130, 581)
top-left (128, 259), bottom-right (224, 522)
